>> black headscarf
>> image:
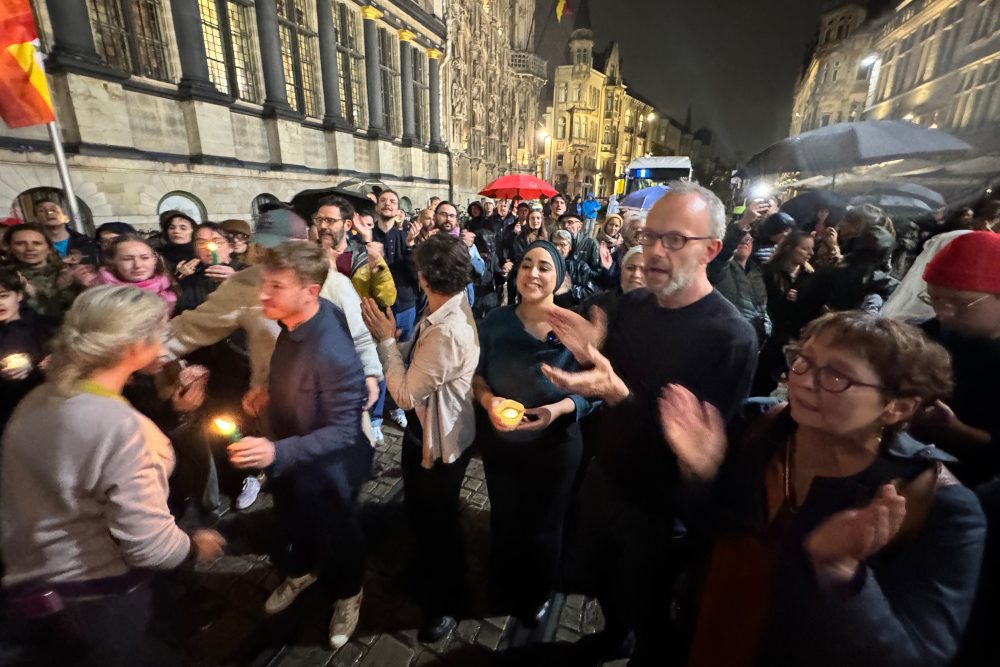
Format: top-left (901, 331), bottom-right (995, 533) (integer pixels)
top-left (524, 239), bottom-right (566, 294)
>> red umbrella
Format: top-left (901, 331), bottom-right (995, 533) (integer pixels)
top-left (479, 174), bottom-right (558, 200)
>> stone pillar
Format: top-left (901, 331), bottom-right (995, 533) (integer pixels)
top-left (398, 30), bottom-right (416, 145)
top-left (43, 0), bottom-right (117, 77)
top-left (254, 0), bottom-right (295, 117)
top-left (361, 6), bottom-right (387, 138)
top-left (427, 48), bottom-right (445, 151)
top-left (316, 0), bottom-right (350, 128)
top-left (170, 0), bottom-right (226, 100)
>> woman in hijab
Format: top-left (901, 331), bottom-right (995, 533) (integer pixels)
top-left (473, 240), bottom-right (596, 628)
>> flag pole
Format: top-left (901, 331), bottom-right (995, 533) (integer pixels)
top-left (45, 120), bottom-right (84, 234)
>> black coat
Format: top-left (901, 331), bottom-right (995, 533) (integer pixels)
top-left (0, 309), bottom-right (56, 434)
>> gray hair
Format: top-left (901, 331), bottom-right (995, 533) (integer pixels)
top-left (663, 181), bottom-right (727, 240)
top-left (48, 285), bottom-right (168, 395)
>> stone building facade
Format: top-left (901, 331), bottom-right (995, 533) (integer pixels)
top-left (0, 0), bottom-right (546, 231)
top-left (791, 0), bottom-right (1000, 155)
top-left (541, 0), bottom-right (718, 198)
top-left (442, 0), bottom-right (547, 205)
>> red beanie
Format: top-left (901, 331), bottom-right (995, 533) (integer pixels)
top-left (924, 231), bottom-right (1000, 294)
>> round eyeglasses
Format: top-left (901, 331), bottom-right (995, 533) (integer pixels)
top-left (783, 346), bottom-right (886, 394)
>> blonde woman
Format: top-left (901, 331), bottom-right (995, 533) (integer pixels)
top-left (1, 285), bottom-right (225, 665)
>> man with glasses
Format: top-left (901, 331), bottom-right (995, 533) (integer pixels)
top-left (909, 231), bottom-right (1000, 488)
top-left (543, 181), bottom-right (758, 664)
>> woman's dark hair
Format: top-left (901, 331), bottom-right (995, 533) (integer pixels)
top-left (768, 229), bottom-right (813, 268)
top-left (795, 311), bottom-right (953, 413)
top-left (158, 210), bottom-right (197, 234)
top-left (0, 269), bottom-right (24, 293)
top-left (413, 234), bottom-right (472, 296)
top-left (467, 201), bottom-right (484, 217)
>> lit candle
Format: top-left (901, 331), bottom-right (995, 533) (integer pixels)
top-left (494, 399), bottom-right (525, 428)
top-left (1, 353), bottom-right (32, 373)
top-left (213, 416), bottom-right (242, 443)
top-left (207, 241), bottom-right (219, 265)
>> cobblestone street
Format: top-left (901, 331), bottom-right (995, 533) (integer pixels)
top-left (183, 426), bottom-right (619, 666)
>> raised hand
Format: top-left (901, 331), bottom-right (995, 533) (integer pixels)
top-left (804, 484), bottom-right (907, 585)
top-left (657, 384), bottom-right (727, 480)
top-left (540, 343), bottom-right (629, 405)
top-left (546, 305), bottom-right (607, 363)
top-left (360, 297), bottom-right (399, 342)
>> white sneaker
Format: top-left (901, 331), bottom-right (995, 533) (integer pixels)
top-left (329, 589), bottom-right (363, 649)
top-left (264, 572), bottom-right (319, 615)
top-left (371, 425), bottom-right (385, 445)
top-left (235, 475), bottom-right (262, 511)
top-left (389, 409), bottom-right (408, 429)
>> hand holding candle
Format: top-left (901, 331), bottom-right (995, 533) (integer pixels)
top-left (493, 399), bottom-right (525, 430)
top-left (1, 353), bottom-right (33, 381)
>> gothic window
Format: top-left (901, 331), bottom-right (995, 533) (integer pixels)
top-left (559, 82), bottom-right (568, 103)
top-left (87, 0), bottom-right (171, 81)
top-left (556, 154), bottom-right (564, 168)
top-left (277, 0), bottom-right (319, 116)
top-left (335, 2), bottom-right (367, 128)
top-left (605, 92), bottom-right (613, 113)
top-left (377, 27), bottom-right (402, 137)
top-left (557, 116), bottom-right (566, 139)
top-left (603, 124), bottom-right (610, 144)
top-left (413, 50), bottom-right (429, 143)
top-left (199, 0), bottom-right (261, 101)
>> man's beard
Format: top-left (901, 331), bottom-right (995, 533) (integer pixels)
top-left (319, 229), bottom-right (345, 249)
top-left (652, 263), bottom-right (697, 298)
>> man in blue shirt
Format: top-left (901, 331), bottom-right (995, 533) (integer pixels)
top-left (33, 198), bottom-right (97, 264)
top-left (228, 241), bottom-right (371, 650)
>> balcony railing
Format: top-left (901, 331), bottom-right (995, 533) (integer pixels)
top-left (510, 51), bottom-right (547, 79)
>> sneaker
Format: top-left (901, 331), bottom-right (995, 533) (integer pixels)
top-left (264, 572), bottom-right (319, 615)
top-left (328, 589), bottom-right (363, 649)
top-left (389, 409), bottom-right (408, 429)
top-left (235, 475), bottom-right (262, 511)
top-left (371, 425), bottom-right (385, 445)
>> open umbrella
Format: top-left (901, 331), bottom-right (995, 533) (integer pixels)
top-left (479, 174), bottom-right (558, 200)
top-left (620, 185), bottom-right (670, 210)
top-left (336, 177), bottom-right (388, 198)
top-left (746, 120), bottom-right (971, 178)
top-left (849, 194), bottom-right (934, 220)
top-left (780, 190), bottom-right (848, 230)
top-left (837, 181), bottom-right (945, 207)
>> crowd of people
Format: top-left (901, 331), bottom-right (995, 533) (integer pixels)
top-left (0, 180), bottom-right (999, 666)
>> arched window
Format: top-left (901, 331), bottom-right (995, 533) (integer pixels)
top-left (251, 193), bottom-right (279, 228)
top-left (157, 191), bottom-right (206, 224)
top-left (557, 116), bottom-right (566, 139)
top-left (13, 187), bottom-right (95, 235)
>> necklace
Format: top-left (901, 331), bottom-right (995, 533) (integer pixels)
top-left (783, 436), bottom-right (801, 513)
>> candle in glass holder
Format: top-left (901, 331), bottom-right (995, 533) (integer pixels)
top-left (213, 416), bottom-right (242, 443)
top-left (1, 353), bottom-right (32, 373)
top-left (494, 399), bottom-right (525, 428)
top-left (206, 242), bottom-right (219, 265)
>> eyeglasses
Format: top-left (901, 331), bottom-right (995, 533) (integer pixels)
top-left (312, 216), bottom-right (344, 226)
top-left (194, 239), bottom-right (226, 248)
top-left (918, 291), bottom-right (992, 314)
top-left (783, 346), bottom-right (886, 394)
top-left (437, 213), bottom-right (458, 220)
top-left (227, 232), bottom-right (249, 242)
top-left (635, 229), bottom-right (715, 250)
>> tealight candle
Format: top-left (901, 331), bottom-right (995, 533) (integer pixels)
top-left (213, 416), bottom-right (242, 443)
top-left (494, 399), bottom-right (525, 428)
top-left (1, 353), bottom-right (32, 373)
top-left (207, 241), bottom-right (219, 265)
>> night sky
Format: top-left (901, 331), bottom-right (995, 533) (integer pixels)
top-left (531, 0), bottom-right (834, 163)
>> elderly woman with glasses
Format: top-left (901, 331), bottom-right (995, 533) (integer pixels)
top-left (472, 240), bottom-right (596, 627)
top-left (659, 310), bottom-right (985, 667)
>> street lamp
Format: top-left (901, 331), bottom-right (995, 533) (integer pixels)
top-left (647, 112), bottom-right (657, 122)
top-left (860, 54), bottom-right (879, 66)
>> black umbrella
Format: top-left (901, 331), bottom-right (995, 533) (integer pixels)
top-left (747, 120), bottom-right (971, 177)
top-left (836, 180), bottom-right (945, 207)
top-left (780, 190), bottom-right (848, 230)
top-left (289, 187), bottom-right (374, 222)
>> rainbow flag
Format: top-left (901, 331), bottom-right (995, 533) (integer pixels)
top-left (556, 0), bottom-right (573, 22)
top-left (0, 0), bottom-right (55, 128)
